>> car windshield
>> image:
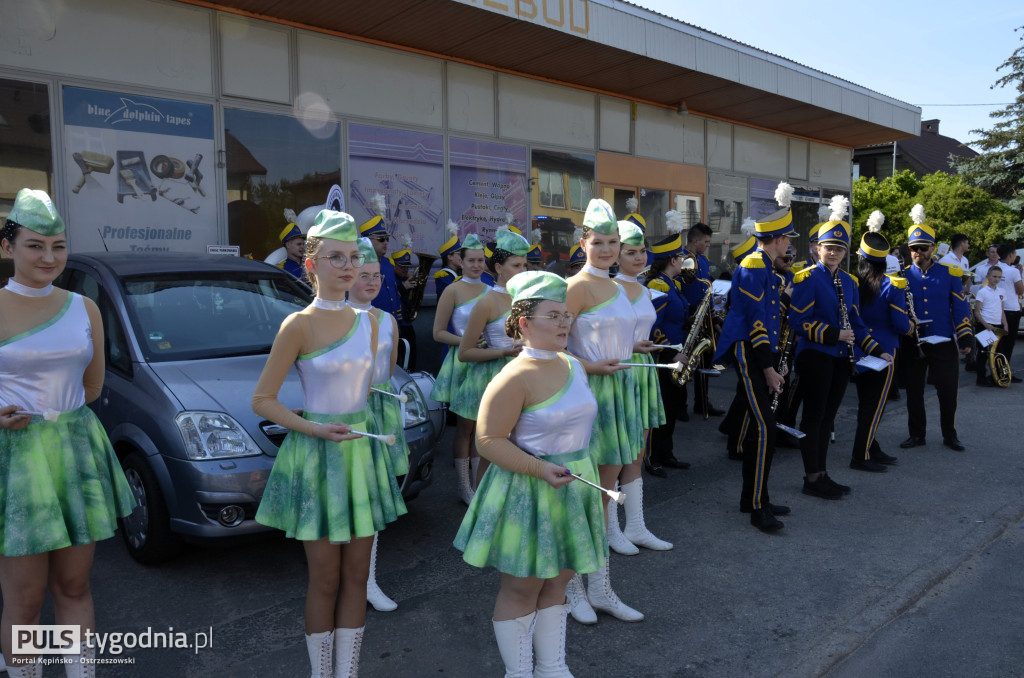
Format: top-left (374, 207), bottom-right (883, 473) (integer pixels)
top-left (123, 273), bottom-right (311, 361)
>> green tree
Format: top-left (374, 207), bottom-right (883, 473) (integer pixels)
top-left (950, 25), bottom-right (1024, 238)
top-left (852, 170), bottom-right (1018, 264)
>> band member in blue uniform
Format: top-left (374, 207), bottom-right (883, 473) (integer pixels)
top-left (360, 216), bottom-right (404, 322)
top-left (527, 231), bottom-right (545, 272)
top-left (713, 185), bottom-right (796, 531)
top-left (390, 239), bottom-right (418, 370)
top-left (434, 221), bottom-right (463, 301)
top-left (679, 222), bottom-right (724, 418)
top-left (719, 230), bottom-right (758, 460)
top-left (645, 227), bottom-right (691, 473)
top-left (790, 197), bottom-right (891, 501)
top-left (899, 204), bottom-right (973, 451)
top-left (278, 221), bottom-right (307, 281)
top-left (850, 212), bottom-right (912, 473)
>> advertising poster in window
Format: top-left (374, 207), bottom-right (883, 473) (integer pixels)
top-left (62, 86), bottom-right (215, 254)
top-left (449, 137), bottom-right (528, 242)
top-left (347, 124), bottom-right (444, 256)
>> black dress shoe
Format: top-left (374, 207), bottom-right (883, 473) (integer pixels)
top-left (644, 463), bottom-right (668, 478)
top-left (899, 436), bottom-right (926, 449)
top-left (823, 473), bottom-right (851, 494)
top-left (660, 456), bottom-right (691, 470)
top-left (676, 410), bottom-right (690, 422)
top-left (943, 438), bottom-right (966, 452)
top-left (741, 503), bottom-right (790, 516)
top-left (802, 476), bottom-right (842, 500)
top-left (872, 450), bottom-right (899, 465)
top-left (850, 458), bottom-right (887, 473)
top-left (727, 450), bottom-right (743, 461)
top-left (750, 507), bottom-right (784, 532)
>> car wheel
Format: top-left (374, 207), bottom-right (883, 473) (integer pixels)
top-left (119, 450), bottom-right (183, 564)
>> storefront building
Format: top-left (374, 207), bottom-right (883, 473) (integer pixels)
top-left (0, 0), bottom-right (919, 294)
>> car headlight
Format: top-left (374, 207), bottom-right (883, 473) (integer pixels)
top-left (175, 412), bottom-right (263, 460)
top-left (399, 380), bottom-right (429, 428)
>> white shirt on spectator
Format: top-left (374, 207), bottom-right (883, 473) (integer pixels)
top-left (939, 251), bottom-right (969, 270)
top-left (975, 285), bottom-right (1005, 325)
top-left (997, 262), bottom-right (1022, 312)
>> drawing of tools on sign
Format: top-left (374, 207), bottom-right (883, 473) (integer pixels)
top-left (116, 151), bottom-right (157, 203)
top-left (71, 151), bottom-right (114, 194)
top-left (350, 180), bottom-right (393, 234)
top-left (150, 154), bottom-right (200, 214)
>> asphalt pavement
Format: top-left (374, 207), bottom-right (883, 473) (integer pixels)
top-left (4, 350), bottom-right (1023, 678)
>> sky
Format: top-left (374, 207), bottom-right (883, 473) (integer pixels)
top-left (634, 0), bottom-right (1024, 147)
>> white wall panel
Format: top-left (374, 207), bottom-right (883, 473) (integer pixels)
top-left (695, 39), bottom-right (738, 81)
top-left (298, 32), bottom-right (443, 128)
top-left (738, 56), bottom-right (777, 90)
top-left (587, 2), bottom-right (642, 51)
top-left (809, 142), bottom-right (851, 188)
top-left (0, 0), bottom-right (213, 94)
top-left (599, 97), bottom-right (631, 153)
top-left (220, 15), bottom-right (290, 103)
top-left (789, 138), bottom-right (808, 181)
top-left (635, 106), bottom-right (704, 165)
top-left (841, 89), bottom-right (870, 121)
top-left (777, 68), bottom-right (812, 104)
top-left (811, 78), bottom-right (843, 113)
top-left (734, 126), bottom-right (786, 177)
top-left (644, 22), bottom-right (696, 69)
top-left (706, 120), bottom-right (732, 170)
top-left (497, 74), bottom-right (595, 149)
top-left (447, 63), bottom-right (494, 136)
top-left (869, 97), bottom-right (893, 127)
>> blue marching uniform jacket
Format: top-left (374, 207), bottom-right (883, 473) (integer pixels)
top-left (854, 275), bottom-right (913, 370)
top-left (647, 272), bottom-right (689, 357)
top-left (373, 257), bottom-right (404, 321)
top-left (680, 250), bottom-right (711, 307)
top-left (713, 249), bottom-right (782, 369)
top-left (433, 268), bottom-right (458, 300)
top-left (903, 262), bottom-right (973, 346)
top-left (789, 262), bottom-right (882, 361)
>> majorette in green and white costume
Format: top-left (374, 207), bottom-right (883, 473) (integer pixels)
top-left (351, 237), bottom-right (410, 476)
top-left (567, 200), bottom-right (643, 466)
top-left (0, 189), bottom-right (135, 556)
top-left (448, 227), bottom-right (530, 421)
top-left (254, 211), bottom-right (406, 542)
top-left (454, 272), bottom-right (606, 578)
top-left (430, 233), bottom-right (488, 404)
top-left (615, 219), bottom-right (666, 432)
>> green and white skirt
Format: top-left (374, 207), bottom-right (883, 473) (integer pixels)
top-left (449, 356), bottom-right (512, 421)
top-left (368, 382), bottom-right (410, 477)
top-left (587, 369), bottom-right (642, 466)
top-left (430, 346), bottom-right (470, 404)
top-left (255, 410), bottom-right (407, 543)
top-left (454, 449), bottom-right (606, 579)
top-left (0, 405), bottom-right (135, 557)
top-left (632, 352), bottom-right (667, 431)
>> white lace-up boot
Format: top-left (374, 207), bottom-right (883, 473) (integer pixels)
top-left (6, 657), bottom-right (42, 678)
top-left (366, 532), bottom-right (397, 612)
top-left (333, 626), bottom-right (364, 678)
top-left (564, 573), bottom-right (596, 625)
top-left (621, 478), bottom-right (673, 551)
top-left (306, 630), bottom-right (334, 678)
top-left (533, 603), bottom-right (573, 677)
top-left (64, 642), bottom-right (96, 678)
top-left (586, 560), bottom-right (644, 622)
top-left (605, 492), bottom-right (639, 555)
top-left (492, 611), bottom-right (536, 678)
top-left (455, 458), bottom-right (474, 505)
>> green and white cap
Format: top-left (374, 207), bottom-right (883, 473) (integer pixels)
top-left (462, 233), bottom-right (485, 250)
top-left (7, 188), bottom-right (64, 236)
top-left (582, 198), bottom-right (617, 235)
top-left (308, 210), bottom-right (358, 241)
top-left (495, 227), bottom-right (530, 257)
top-left (617, 220), bottom-right (645, 246)
top-left (357, 237), bottom-right (378, 263)
top-left (507, 270), bottom-right (568, 304)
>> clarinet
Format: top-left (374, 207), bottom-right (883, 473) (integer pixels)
top-left (833, 273), bottom-right (858, 376)
top-left (771, 325), bottom-right (795, 413)
top-left (904, 286), bottom-right (926, 359)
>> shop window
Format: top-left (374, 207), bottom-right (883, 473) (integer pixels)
top-left (0, 78), bottom-right (52, 219)
top-left (568, 174), bottom-right (593, 212)
top-left (225, 108), bottom-right (340, 261)
top-left (707, 171), bottom-right (747, 235)
top-left (449, 136), bottom-right (528, 250)
top-left (531, 150), bottom-right (594, 264)
top-left (538, 169), bottom-right (565, 209)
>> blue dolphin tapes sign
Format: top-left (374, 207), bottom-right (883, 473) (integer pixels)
top-left (63, 86), bottom-right (213, 139)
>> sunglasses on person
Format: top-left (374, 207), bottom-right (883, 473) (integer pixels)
top-left (370, 235), bottom-right (390, 243)
top-left (910, 245), bottom-right (932, 253)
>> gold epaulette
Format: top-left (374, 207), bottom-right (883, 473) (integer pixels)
top-left (793, 266), bottom-right (814, 284)
top-left (740, 253), bottom-right (764, 269)
top-left (940, 262), bottom-right (964, 277)
top-left (886, 274), bottom-right (908, 289)
top-left (648, 278), bottom-right (671, 292)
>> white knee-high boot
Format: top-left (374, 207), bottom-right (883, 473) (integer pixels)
top-left (533, 604), bottom-right (573, 678)
top-left (605, 492), bottom-right (639, 555)
top-left (65, 642), bottom-right (95, 678)
top-left (621, 478), bottom-right (673, 551)
top-left (586, 559), bottom-right (643, 622)
top-left (454, 458), bottom-right (474, 505)
top-left (306, 630), bottom-right (334, 678)
top-left (6, 657), bottom-right (42, 678)
top-left (366, 532), bottom-right (397, 612)
top-left (333, 626), bottom-right (364, 678)
top-left (564, 573), bottom-right (596, 625)
top-left (470, 455), bottom-right (481, 488)
top-left (492, 611), bottom-right (536, 678)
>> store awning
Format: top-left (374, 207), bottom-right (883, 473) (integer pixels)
top-left (178, 0), bottom-right (919, 148)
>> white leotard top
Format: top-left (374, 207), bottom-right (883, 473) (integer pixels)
top-left (567, 286), bottom-right (637, 362)
top-left (295, 312), bottom-right (373, 414)
top-left (451, 288), bottom-right (488, 337)
top-left (510, 356), bottom-right (597, 457)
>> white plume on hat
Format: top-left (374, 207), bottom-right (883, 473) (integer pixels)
top-left (866, 210), bottom-right (885, 233)
top-left (446, 219), bottom-right (459, 238)
top-left (530, 229), bottom-right (542, 245)
top-left (910, 204), bottom-right (926, 225)
top-left (740, 217), bottom-right (756, 237)
top-left (774, 182), bottom-right (794, 208)
top-left (283, 208), bottom-right (298, 223)
top-left (572, 227), bottom-right (584, 243)
top-left (828, 195), bottom-right (850, 222)
top-left (625, 196), bottom-right (639, 213)
top-left (505, 212), bottom-right (515, 226)
top-left (399, 233), bottom-right (413, 251)
top-left (370, 193), bottom-right (387, 217)
top-left (665, 210), bottom-right (686, 234)
top-left (817, 204), bottom-right (831, 222)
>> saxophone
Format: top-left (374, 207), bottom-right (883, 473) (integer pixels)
top-left (671, 283), bottom-right (715, 386)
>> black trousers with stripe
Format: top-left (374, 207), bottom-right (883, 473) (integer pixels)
top-left (905, 341), bottom-right (960, 441)
top-left (851, 363), bottom-right (894, 462)
top-left (730, 342), bottom-right (776, 511)
top-left (797, 349), bottom-right (851, 475)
